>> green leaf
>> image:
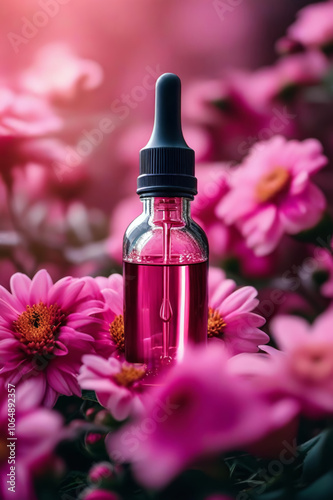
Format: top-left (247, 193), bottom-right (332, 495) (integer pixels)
top-left (296, 471), bottom-right (333, 500)
top-left (81, 390), bottom-right (99, 403)
top-left (301, 429), bottom-right (333, 484)
top-left (297, 434), bottom-right (322, 455)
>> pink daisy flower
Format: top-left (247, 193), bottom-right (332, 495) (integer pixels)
top-left (281, 1), bottom-right (333, 51)
top-left (0, 88), bottom-right (61, 138)
top-left (0, 87), bottom-right (63, 176)
top-left (208, 268), bottom-right (268, 355)
top-left (229, 310), bottom-right (333, 418)
top-left (20, 43), bottom-right (103, 103)
top-left (108, 344), bottom-right (298, 489)
top-left (238, 51), bottom-right (328, 105)
top-left (107, 197), bottom-right (142, 264)
top-left (82, 274), bottom-right (125, 359)
top-left (192, 163), bottom-right (232, 261)
top-left (217, 136), bottom-right (327, 256)
top-left (78, 355), bottom-right (145, 421)
top-left (0, 270), bottom-right (101, 406)
top-left (0, 380), bottom-right (63, 500)
top-left (85, 270), bottom-right (267, 359)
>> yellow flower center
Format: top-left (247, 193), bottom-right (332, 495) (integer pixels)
top-left (207, 307), bottom-right (226, 338)
top-left (256, 166), bottom-right (291, 203)
top-left (113, 364), bottom-right (146, 387)
top-left (290, 344), bottom-right (333, 384)
top-left (109, 314), bottom-right (125, 352)
top-left (14, 302), bottom-right (65, 356)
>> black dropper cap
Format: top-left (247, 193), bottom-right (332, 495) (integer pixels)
top-left (137, 73), bottom-right (197, 199)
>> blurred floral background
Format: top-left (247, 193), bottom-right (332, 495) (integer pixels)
top-left (1, 1), bottom-right (333, 499)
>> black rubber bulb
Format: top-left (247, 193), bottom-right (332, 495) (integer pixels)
top-left (145, 73), bottom-right (189, 149)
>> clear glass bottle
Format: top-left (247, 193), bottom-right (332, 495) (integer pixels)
top-left (123, 73), bottom-right (209, 372)
top-left (123, 196), bottom-right (208, 369)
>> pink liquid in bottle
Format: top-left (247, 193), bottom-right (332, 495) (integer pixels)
top-left (124, 261), bottom-right (208, 367)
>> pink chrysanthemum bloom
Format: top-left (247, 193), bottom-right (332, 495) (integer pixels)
top-left (229, 310), bottom-right (333, 418)
top-left (85, 270), bottom-right (267, 359)
top-left (239, 51), bottom-right (328, 105)
top-left (82, 274), bottom-right (125, 359)
top-left (107, 344), bottom-right (298, 489)
top-left (217, 136), bottom-right (327, 256)
top-left (0, 88), bottom-right (61, 138)
top-left (0, 380), bottom-right (63, 500)
top-left (208, 268), bottom-right (268, 355)
top-left (21, 43), bottom-right (104, 103)
top-left (282, 1), bottom-right (333, 51)
top-left (88, 462), bottom-right (116, 484)
top-left (78, 355), bottom-right (145, 421)
top-left (0, 270), bottom-right (101, 406)
top-left (0, 86), bottom-right (64, 175)
top-left (192, 164), bottom-right (232, 260)
top-left (107, 197), bottom-right (142, 264)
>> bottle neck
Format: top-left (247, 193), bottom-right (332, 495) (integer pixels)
top-left (141, 197), bottom-right (191, 225)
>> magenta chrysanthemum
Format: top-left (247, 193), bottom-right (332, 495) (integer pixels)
top-left (108, 344), bottom-right (298, 489)
top-left (283, 1), bottom-right (333, 51)
top-left (0, 380), bottom-right (63, 500)
top-left (0, 270), bottom-right (101, 406)
top-left (81, 274), bottom-right (124, 359)
top-left (217, 136), bottom-right (327, 256)
top-left (78, 355), bottom-right (145, 421)
top-left (229, 310), bottom-right (333, 418)
top-left (208, 268), bottom-right (268, 355)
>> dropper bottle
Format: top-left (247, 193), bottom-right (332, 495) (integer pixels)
top-left (123, 73), bottom-right (208, 371)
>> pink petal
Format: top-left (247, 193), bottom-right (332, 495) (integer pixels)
top-left (209, 279), bottom-right (236, 310)
top-left (270, 315), bottom-right (310, 351)
top-left (53, 341), bottom-right (69, 356)
top-left (10, 273), bottom-right (31, 307)
top-left (220, 287), bottom-right (258, 317)
top-left (81, 378), bottom-right (117, 393)
top-left (62, 282), bottom-right (87, 310)
top-left (280, 183), bottom-right (326, 234)
top-left (29, 269), bottom-right (53, 304)
top-left (15, 375), bottom-right (46, 411)
top-left (312, 309), bottom-right (333, 341)
top-left (107, 389), bottom-right (133, 421)
top-left (0, 298), bottom-right (20, 322)
top-left (46, 366), bottom-right (73, 396)
top-left (81, 354), bottom-right (120, 376)
top-left (47, 276), bottom-right (72, 304)
top-left (102, 289), bottom-right (123, 316)
top-left (107, 274), bottom-right (123, 295)
top-left (42, 386), bottom-right (59, 407)
top-left (0, 287), bottom-right (22, 314)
